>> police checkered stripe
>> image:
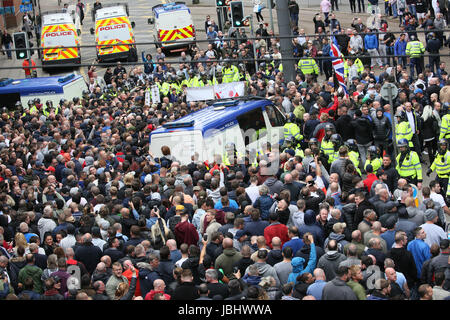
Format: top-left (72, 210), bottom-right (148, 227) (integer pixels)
top-left (159, 24), bottom-right (194, 42)
top-left (95, 18), bottom-right (133, 55)
top-left (42, 24), bottom-right (79, 61)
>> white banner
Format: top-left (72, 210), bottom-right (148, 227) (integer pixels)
top-left (145, 89), bottom-right (151, 106)
top-left (151, 85), bottom-right (160, 104)
top-left (186, 86), bottom-right (215, 102)
top-left (186, 82), bottom-right (246, 102)
top-left (214, 81), bottom-right (245, 99)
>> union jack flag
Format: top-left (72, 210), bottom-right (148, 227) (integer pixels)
top-left (329, 39), bottom-right (349, 97)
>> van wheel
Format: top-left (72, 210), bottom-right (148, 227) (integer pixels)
top-left (128, 48), bottom-right (138, 62)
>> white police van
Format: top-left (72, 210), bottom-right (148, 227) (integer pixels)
top-left (149, 98), bottom-right (287, 165)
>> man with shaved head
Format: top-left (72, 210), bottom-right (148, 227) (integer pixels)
top-left (74, 233), bottom-right (103, 274)
top-left (214, 237), bottom-right (242, 280)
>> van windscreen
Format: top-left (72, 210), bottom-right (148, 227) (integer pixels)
top-left (43, 30), bottom-right (76, 47)
top-left (98, 23), bottom-right (130, 42)
top-left (157, 11), bottom-right (192, 30)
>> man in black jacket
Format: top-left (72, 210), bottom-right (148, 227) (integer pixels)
top-left (378, 155), bottom-right (399, 193)
top-left (387, 231), bottom-right (418, 290)
top-left (74, 233), bottom-right (103, 275)
top-left (372, 107), bottom-right (391, 158)
top-left (335, 105), bottom-right (355, 141)
top-left (351, 109), bottom-right (374, 166)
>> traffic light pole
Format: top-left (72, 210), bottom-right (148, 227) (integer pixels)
top-left (267, 0), bottom-right (274, 32)
top-left (275, 0), bottom-right (294, 81)
top-left (248, 15), bottom-right (258, 72)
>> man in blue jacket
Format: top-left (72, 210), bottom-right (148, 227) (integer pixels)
top-left (407, 227), bottom-right (431, 279)
top-left (364, 29), bottom-right (383, 68)
top-left (394, 33), bottom-right (407, 68)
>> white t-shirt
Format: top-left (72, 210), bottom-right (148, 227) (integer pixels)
top-left (430, 192), bottom-right (447, 208)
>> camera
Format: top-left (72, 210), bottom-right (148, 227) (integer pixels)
top-left (233, 266), bottom-right (239, 273)
top-left (203, 234), bottom-right (208, 241)
top-left (153, 205), bottom-right (158, 211)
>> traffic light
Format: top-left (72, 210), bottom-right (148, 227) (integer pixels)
top-left (230, 1), bottom-right (244, 28)
top-left (13, 32), bottom-right (29, 60)
top-left (216, 0), bottom-right (224, 6)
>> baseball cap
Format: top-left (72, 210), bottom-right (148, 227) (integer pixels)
top-left (46, 166), bottom-right (56, 173)
top-left (414, 88), bottom-right (423, 94)
top-left (176, 205), bottom-right (185, 211)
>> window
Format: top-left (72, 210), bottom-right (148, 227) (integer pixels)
top-left (237, 108), bottom-right (266, 146)
top-left (265, 105), bottom-right (285, 127)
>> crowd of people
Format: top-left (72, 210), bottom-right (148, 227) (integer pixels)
top-left (0, 0), bottom-right (449, 302)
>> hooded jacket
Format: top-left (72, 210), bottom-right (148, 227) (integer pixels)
top-left (215, 248), bottom-right (242, 280)
top-left (351, 116), bottom-right (374, 145)
top-left (372, 108), bottom-right (391, 140)
top-left (322, 277), bottom-right (358, 300)
top-left (18, 264), bottom-right (44, 294)
top-left (181, 256), bottom-right (205, 285)
top-left (298, 210), bottom-right (325, 247)
top-left (264, 177), bottom-right (284, 196)
top-left (245, 262), bottom-right (281, 286)
top-left (253, 195), bottom-right (274, 220)
top-left (324, 232), bottom-right (349, 253)
top-left (137, 262), bottom-right (161, 298)
top-left (287, 243), bottom-right (317, 284)
top-left (174, 220), bottom-right (199, 247)
top-left (317, 251), bottom-right (347, 281)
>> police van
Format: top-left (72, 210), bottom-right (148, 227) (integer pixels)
top-left (148, 2), bottom-right (196, 53)
top-left (90, 3), bottom-right (138, 62)
top-left (149, 98), bottom-right (286, 165)
top-left (40, 11), bottom-right (81, 70)
top-left (0, 74), bottom-right (87, 109)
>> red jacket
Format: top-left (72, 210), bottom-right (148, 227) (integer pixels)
top-left (363, 173), bottom-right (378, 193)
top-left (264, 222), bottom-right (289, 248)
top-left (174, 220), bottom-right (199, 247)
top-left (145, 290), bottom-right (171, 300)
top-left (123, 268), bottom-right (141, 298)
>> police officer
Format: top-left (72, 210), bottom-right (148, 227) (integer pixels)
top-left (283, 115), bottom-right (303, 147)
top-left (396, 138), bottom-right (422, 189)
top-left (222, 60), bottom-right (239, 83)
top-left (395, 110), bottom-right (414, 148)
top-left (346, 138), bottom-right (362, 175)
top-left (187, 70), bottom-right (199, 87)
top-left (365, 145), bottom-right (382, 173)
top-left (320, 124), bottom-right (335, 163)
top-left (427, 139), bottom-right (450, 196)
top-left (405, 34), bottom-right (425, 79)
top-left (222, 142), bottom-right (242, 166)
top-left (439, 104), bottom-right (450, 142)
top-left (426, 32), bottom-right (441, 74)
top-left (329, 133), bottom-right (343, 164)
top-left (297, 52), bottom-right (319, 80)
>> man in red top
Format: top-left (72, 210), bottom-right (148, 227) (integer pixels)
top-left (174, 210), bottom-right (199, 247)
top-left (22, 57), bottom-right (36, 78)
top-left (123, 259), bottom-right (141, 298)
top-left (144, 279), bottom-right (171, 300)
top-left (363, 164), bottom-right (378, 193)
top-left (264, 211), bottom-right (289, 248)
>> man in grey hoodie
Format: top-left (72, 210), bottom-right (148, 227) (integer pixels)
top-left (244, 249), bottom-right (281, 286)
top-left (317, 240), bottom-right (347, 281)
top-left (322, 265), bottom-right (358, 300)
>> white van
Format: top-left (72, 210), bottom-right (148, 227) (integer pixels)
top-left (149, 98), bottom-right (287, 165)
top-left (149, 2), bottom-right (196, 53)
top-left (0, 74), bottom-right (87, 108)
top-left (40, 11), bottom-right (81, 69)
